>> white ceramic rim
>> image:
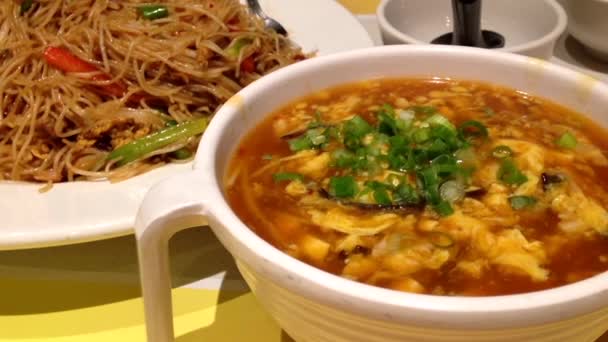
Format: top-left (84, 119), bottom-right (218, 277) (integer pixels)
top-left (195, 44), bottom-right (608, 329)
top-left (376, 0), bottom-right (568, 55)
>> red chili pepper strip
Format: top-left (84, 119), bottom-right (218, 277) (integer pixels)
top-left (43, 46), bottom-right (128, 98)
top-left (241, 56), bottom-right (256, 73)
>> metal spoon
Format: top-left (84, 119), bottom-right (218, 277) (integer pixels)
top-left (246, 0), bottom-right (288, 36)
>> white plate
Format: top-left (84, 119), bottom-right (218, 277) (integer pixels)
top-left (0, 0), bottom-right (374, 251)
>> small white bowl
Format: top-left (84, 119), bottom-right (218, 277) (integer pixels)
top-left (560, 0), bottom-right (608, 62)
top-left (135, 45), bottom-right (608, 342)
top-left (377, 0), bottom-right (567, 60)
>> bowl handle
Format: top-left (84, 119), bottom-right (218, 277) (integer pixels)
top-left (135, 171), bottom-right (211, 342)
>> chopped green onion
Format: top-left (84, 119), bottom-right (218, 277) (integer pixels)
top-left (378, 109), bottom-right (398, 136)
top-left (329, 176), bottom-right (358, 198)
top-left (491, 145), bottom-right (513, 159)
top-left (20, 0), bottom-right (33, 15)
top-left (107, 118), bottom-right (208, 166)
top-left (306, 127), bottom-right (327, 146)
top-left (308, 111), bottom-right (324, 129)
top-left (331, 149), bottom-right (355, 168)
top-left (458, 120), bottom-right (488, 139)
top-left (225, 38), bottom-right (253, 58)
top-left (483, 107), bottom-right (495, 116)
top-left (137, 5), bottom-right (169, 20)
top-left (366, 181), bottom-right (392, 205)
top-left (439, 180), bottom-right (465, 203)
top-left (412, 127), bottom-right (431, 143)
top-left (428, 231), bottom-right (455, 248)
top-left (555, 131), bottom-right (578, 149)
top-left (394, 183), bottom-right (420, 204)
top-left (397, 109), bottom-right (415, 121)
top-left (288, 135), bottom-right (313, 152)
top-left (273, 172), bottom-right (303, 183)
top-left (343, 115), bottom-right (373, 149)
top-left (344, 116), bottom-right (372, 137)
top-left (455, 147), bottom-right (477, 166)
top-left (262, 154), bottom-right (274, 160)
top-left (509, 195), bottom-right (537, 210)
top-left (497, 158), bottom-right (528, 186)
top-left (170, 148), bottom-right (192, 160)
top-left (434, 200), bottom-right (454, 216)
top-left (426, 113), bottom-right (456, 131)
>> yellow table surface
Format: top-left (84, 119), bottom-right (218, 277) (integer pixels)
top-left (1, 1), bottom-right (606, 342)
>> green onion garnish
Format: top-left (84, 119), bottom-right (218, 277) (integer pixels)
top-left (262, 154), bottom-right (274, 160)
top-left (509, 195), bottom-right (537, 210)
top-left (365, 181), bottom-right (392, 205)
top-left (458, 120), bottom-right (488, 139)
top-left (426, 113), bottom-right (456, 132)
top-left (555, 131), bottom-right (578, 149)
top-left (439, 180), bottom-right (465, 203)
top-left (491, 145), bottom-right (513, 159)
top-left (137, 5), bottom-right (169, 20)
top-left (288, 135), bottom-right (313, 152)
top-left (273, 172), bottom-right (303, 183)
top-left (329, 176), bottom-right (358, 198)
top-left (483, 107), bottom-right (495, 116)
top-left (393, 183), bottom-right (421, 204)
top-left (434, 200), bottom-right (454, 217)
top-left (497, 158), bottom-right (528, 186)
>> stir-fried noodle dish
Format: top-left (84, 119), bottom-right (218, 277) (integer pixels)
top-left (0, 0), bottom-right (305, 188)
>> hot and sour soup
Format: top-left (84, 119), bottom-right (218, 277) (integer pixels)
top-left (225, 79), bottom-right (608, 296)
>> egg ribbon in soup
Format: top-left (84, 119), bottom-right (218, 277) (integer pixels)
top-left (225, 79), bottom-right (608, 296)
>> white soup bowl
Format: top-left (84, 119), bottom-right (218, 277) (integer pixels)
top-left (377, 0), bottom-right (567, 60)
top-left (135, 45), bottom-right (608, 342)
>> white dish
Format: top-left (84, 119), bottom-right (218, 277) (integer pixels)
top-left (0, 0), bottom-right (374, 251)
top-left (376, 0), bottom-right (567, 60)
top-left (135, 45), bottom-right (608, 342)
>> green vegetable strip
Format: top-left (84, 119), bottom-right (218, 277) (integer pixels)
top-left (497, 158), bottom-right (528, 185)
top-left (288, 135), bottom-right (313, 152)
top-left (107, 118), bottom-right (208, 166)
top-left (137, 5), bottom-right (169, 20)
top-left (434, 200), bottom-right (454, 217)
top-left (555, 131), bottom-right (578, 149)
top-left (273, 172), bottom-right (303, 182)
top-left (329, 176), bottom-right (358, 198)
top-left (426, 113), bottom-right (456, 131)
top-left (226, 38), bottom-right (253, 58)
